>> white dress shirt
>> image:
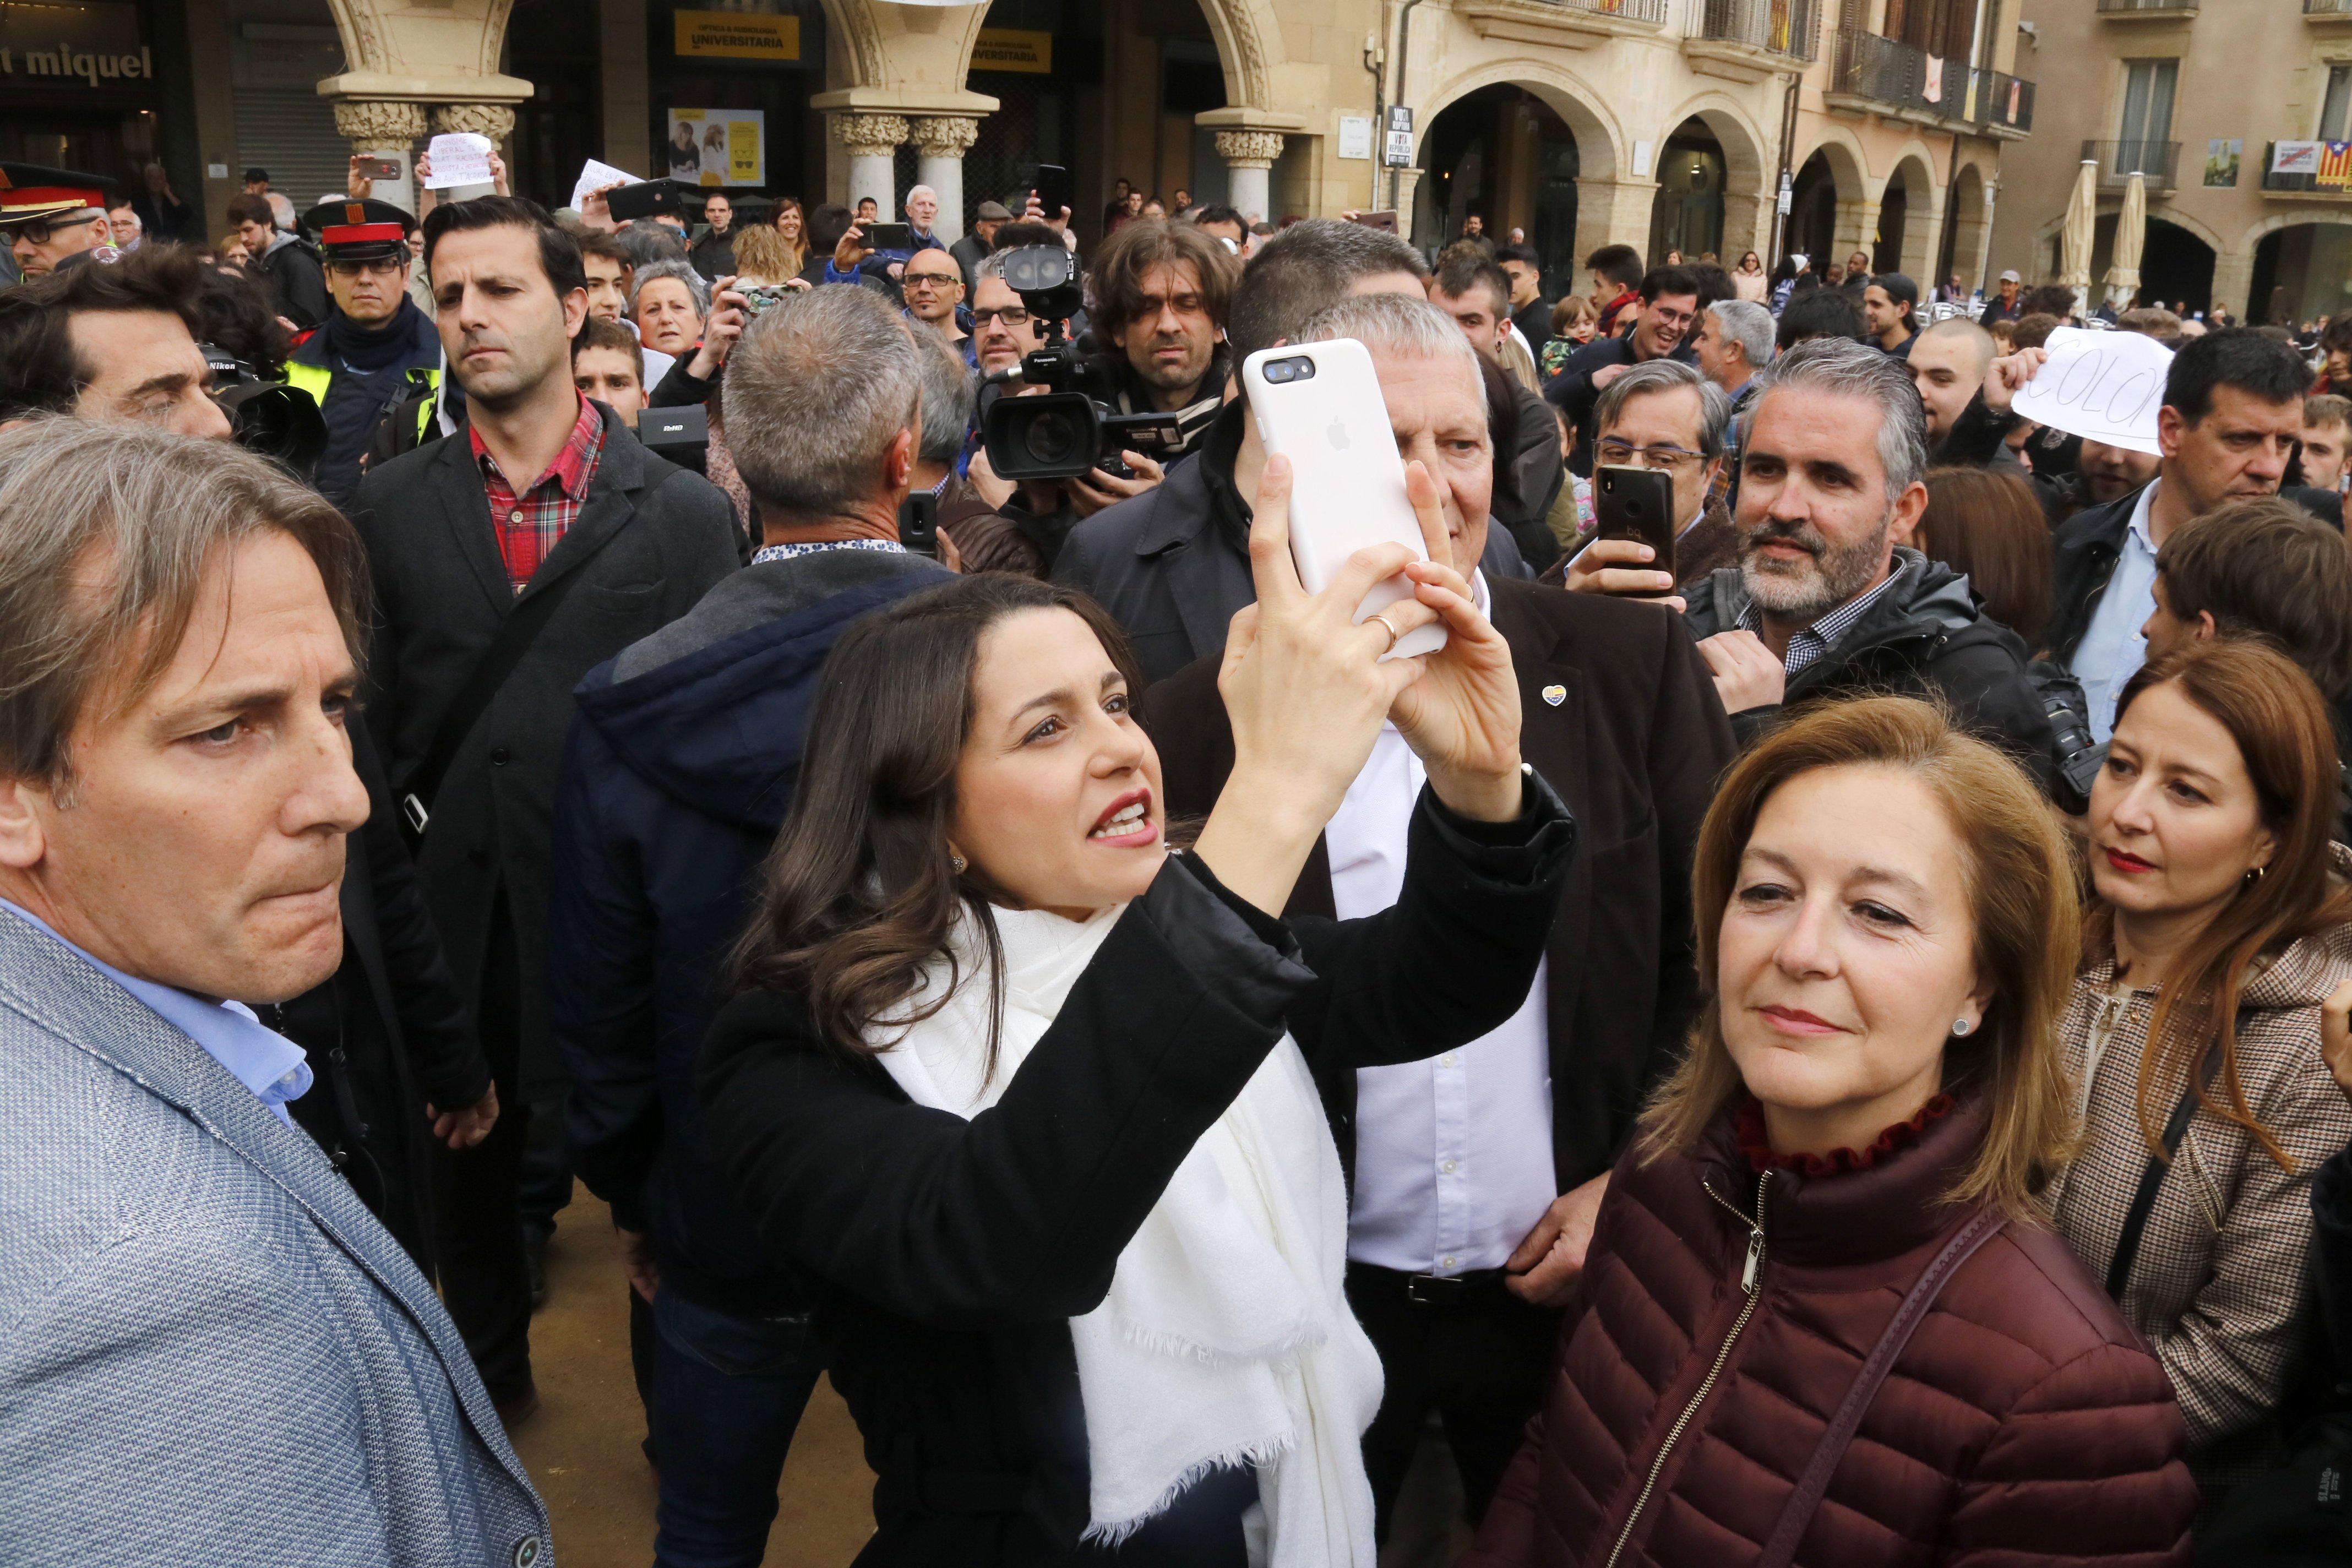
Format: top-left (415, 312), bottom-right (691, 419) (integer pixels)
top-left (1332, 575), bottom-right (1557, 1276)
top-left (2070, 478), bottom-right (2163, 743)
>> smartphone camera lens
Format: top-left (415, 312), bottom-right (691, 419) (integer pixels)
top-left (1262, 355), bottom-right (1317, 385)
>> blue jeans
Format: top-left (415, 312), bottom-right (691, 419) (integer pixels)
top-left (650, 1286), bottom-right (828, 1568)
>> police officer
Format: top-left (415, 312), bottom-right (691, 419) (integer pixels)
top-left (1, 163), bottom-right (119, 282)
top-left (287, 197), bottom-right (443, 505)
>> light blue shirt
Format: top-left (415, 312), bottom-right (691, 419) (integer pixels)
top-left (0, 898), bottom-right (313, 1127)
top-left (2070, 478), bottom-right (2163, 743)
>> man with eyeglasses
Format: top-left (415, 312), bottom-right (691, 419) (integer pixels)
top-left (900, 250), bottom-right (971, 358)
top-left (1560, 360), bottom-right (1735, 598)
top-left (1544, 264), bottom-right (1702, 478)
top-left (1, 163), bottom-right (120, 282)
top-left (285, 198), bottom-right (444, 505)
top-left (970, 265), bottom-right (1047, 379)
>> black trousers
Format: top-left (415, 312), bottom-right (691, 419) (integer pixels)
top-left (1344, 1260), bottom-right (1560, 1540)
top-left (429, 888), bottom-right (536, 1402)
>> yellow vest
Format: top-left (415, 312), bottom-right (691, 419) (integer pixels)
top-left (284, 359), bottom-right (440, 444)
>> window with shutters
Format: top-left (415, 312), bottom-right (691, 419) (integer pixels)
top-left (2117, 58), bottom-right (2179, 174)
top-left (2321, 65), bottom-right (2352, 141)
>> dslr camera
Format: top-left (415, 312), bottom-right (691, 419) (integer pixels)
top-left (981, 244), bottom-right (1184, 482)
top-left (200, 344), bottom-right (326, 477)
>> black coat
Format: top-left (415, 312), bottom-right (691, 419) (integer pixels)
top-left (698, 787), bottom-right (1577, 1565)
top-left (351, 403), bottom-right (739, 1096)
top-left (549, 550), bottom-right (951, 1317)
top-left (1542, 333), bottom-right (1697, 477)
top-left (1686, 545), bottom-right (2060, 789)
top-left (1141, 577), bottom-right (1732, 1193)
top-left (257, 235), bottom-right (329, 330)
top-left (1054, 400), bottom-right (1529, 687)
top-left (278, 720), bottom-right (489, 1273)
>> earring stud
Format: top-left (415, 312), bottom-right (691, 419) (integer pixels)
top-left (951, 853), bottom-right (967, 875)
top-left (1952, 1018), bottom-right (1972, 1037)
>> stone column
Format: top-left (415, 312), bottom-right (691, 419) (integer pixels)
top-left (1573, 177), bottom-right (1660, 268)
top-left (1215, 130), bottom-right (1284, 225)
top-left (334, 100), bottom-right (431, 215)
top-left (911, 115), bottom-right (981, 243)
top-left (1392, 166), bottom-right (1426, 230)
top-left (1836, 196), bottom-right (1882, 272)
top-left (835, 113), bottom-right (910, 219)
top-left (2211, 244), bottom-right (2256, 325)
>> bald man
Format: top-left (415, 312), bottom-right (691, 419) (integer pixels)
top-left (1907, 317), bottom-right (2003, 459)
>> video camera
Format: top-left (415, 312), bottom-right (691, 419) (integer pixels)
top-left (200, 344), bottom-right (326, 478)
top-left (980, 244), bottom-right (1184, 482)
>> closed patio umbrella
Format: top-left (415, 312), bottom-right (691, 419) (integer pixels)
top-left (2060, 157), bottom-right (2099, 318)
top-left (2104, 169), bottom-right (2146, 311)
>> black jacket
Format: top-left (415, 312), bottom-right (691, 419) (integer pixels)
top-left (257, 233), bottom-right (329, 330)
top-left (1487, 360), bottom-right (1568, 573)
top-left (278, 720), bottom-right (489, 1273)
top-left (2046, 486), bottom-right (2138, 671)
top-left (698, 783), bottom-right (1576, 1564)
top-left (688, 227), bottom-right (736, 280)
top-left (1685, 545), bottom-right (2059, 788)
top-left (1142, 577), bottom-right (1732, 1192)
top-left (550, 549), bottom-right (951, 1318)
top-left (1054, 400), bottom-right (1529, 687)
top-left (351, 402), bottom-right (739, 1097)
top-left (1542, 333), bottom-right (1697, 477)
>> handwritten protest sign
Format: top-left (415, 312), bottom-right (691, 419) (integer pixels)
top-left (2012, 325), bottom-right (2170, 456)
top-left (570, 158), bottom-right (641, 213)
top-left (423, 133), bottom-right (495, 190)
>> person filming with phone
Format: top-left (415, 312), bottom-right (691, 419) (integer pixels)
top-left (1555, 359), bottom-right (1735, 598)
top-left (699, 438), bottom-right (1577, 1561)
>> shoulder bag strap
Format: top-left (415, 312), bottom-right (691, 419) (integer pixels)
top-left (2104, 1030), bottom-right (2231, 1299)
top-left (396, 569), bottom-right (586, 843)
top-left (1755, 1205), bottom-right (2010, 1568)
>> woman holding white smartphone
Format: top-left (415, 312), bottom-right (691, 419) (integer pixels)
top-left (697, 452), bottom-right (1573, 1566)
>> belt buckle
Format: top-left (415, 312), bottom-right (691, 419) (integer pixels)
top-left (1406, 1273), bottom-right (1466, 1305)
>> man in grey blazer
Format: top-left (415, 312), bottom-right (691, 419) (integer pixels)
top-left (352, 195), bottom-right (739, 1415)
top-left (0, 419), bottom-right (550, 1566)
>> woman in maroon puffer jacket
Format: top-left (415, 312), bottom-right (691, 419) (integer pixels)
top-left (1466, 698), bottom-right (2201, 1568)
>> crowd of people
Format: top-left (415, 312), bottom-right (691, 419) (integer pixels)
top-left (7, 141), bottom-right (2352, 1568)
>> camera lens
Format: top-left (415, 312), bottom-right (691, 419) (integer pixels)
top-left (1023, 409), bottom-right (1079, 466)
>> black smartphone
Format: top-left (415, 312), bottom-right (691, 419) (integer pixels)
top-left (1017, 161), bottom-right (1070, 222)
top-left (897, 491), bottom-right (939, 558)
top-left (1593, 464), bottom-right (1677, 596)
top-left (863, 221), bottom-right (912, 250)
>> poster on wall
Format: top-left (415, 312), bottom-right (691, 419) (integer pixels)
top-left (665, 108), bottom-right (764, 188)
top-left (2203, 139), bottom-right (2241, 188)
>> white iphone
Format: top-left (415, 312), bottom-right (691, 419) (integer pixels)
top-left (1241, 338), bottom-right (1446, 660)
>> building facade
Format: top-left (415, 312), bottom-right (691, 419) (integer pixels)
top-left (1989, 0), bottom-right (2352, 325)
top-left (80, 0), bottom-right (2036, 274)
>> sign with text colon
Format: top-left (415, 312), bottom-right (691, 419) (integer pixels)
top-left (674, 9), bottom-right (797, 61)
top-left (666, 108), bottom-right (764, 188)
top-left (971, 28), bottom-right (1050, 73)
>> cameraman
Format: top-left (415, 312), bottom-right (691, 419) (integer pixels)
top-left (1085, 216), bottom-right (1237, 462)
top-left (0, 245), bottom-right (232, 438)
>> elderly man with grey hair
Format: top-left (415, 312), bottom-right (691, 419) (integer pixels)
top-left (1140, 288), bottom-right (1735, 1543)
top-left (1680, 335), bottom-right (2056, 781)
top-left (1559, 358), bottom-right (1738, 595)
top-left (0, 421), bottom-right (550, 1566)
top-left (547, 283), bottom-right (951, 1568)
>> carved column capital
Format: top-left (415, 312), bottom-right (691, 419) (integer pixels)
top-left (1213, 130), bottom-right (1284, 171)
top-left (910, 115), bottom-right (981, 160)
top-left (434, 103), bottom-right (516, 142)
top-left (333, 100), bottom-right (430, 148)
top-left (832, 112), bottom-right (910, 156)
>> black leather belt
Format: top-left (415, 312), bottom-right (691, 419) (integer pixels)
top-left (1404, 1268), bottom-right (1511, 1304)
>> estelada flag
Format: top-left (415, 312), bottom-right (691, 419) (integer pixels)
top-left (2319, 141), bottom-right (2352, 189)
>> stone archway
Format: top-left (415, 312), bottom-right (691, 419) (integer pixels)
top-left (2245, 215), bottom-right (2352, 326)
top-left (1880, 146), bottom-right (1941, 282)
top-left (1941, 158), bottom-right (1994, 295)
top-left (1789, 127), bottom-right (1871, 268)
top-left (1419, 58), bottom-right (1629, 265)
top-left (1658, 93), bottom-right (1773, 265)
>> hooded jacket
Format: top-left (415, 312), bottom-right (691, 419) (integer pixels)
top-left (1463, 1094), bottom-right (2200, 1568)
top-left (548, 547), bottom-right (950, 1314)
top-left (1684, 546), bottom-right (2058, 790)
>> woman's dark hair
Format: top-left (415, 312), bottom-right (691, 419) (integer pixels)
top-left (1775, 286), bottom-right (1862, 349)
top-left (421, 195), bottom-right (587, 301)
top-left (1915, 466), bottom-right (2054, 648)
top-left (731, 574), bottom-right (1146, 1068)
top-left (804, 202), bottom-right (853, 258)
top-left (2098, 641), bottom-right (2352, 1173)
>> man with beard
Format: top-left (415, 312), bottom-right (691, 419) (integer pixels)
top-left (1677, 336), bottom-right (2054, 781)
top-left (1087, 217), bottom-right (1237, 463)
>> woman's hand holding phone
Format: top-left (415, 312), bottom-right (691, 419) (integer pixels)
top-left (1387, 461), bottom-right (1525, 823)
top-left (1193, 454), bottom-right (1440, 914)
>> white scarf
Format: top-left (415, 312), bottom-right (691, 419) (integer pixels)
top-left (872, 900), bottom-right (1383, 1565)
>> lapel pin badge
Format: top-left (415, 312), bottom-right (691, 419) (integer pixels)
top-left (1542, 684), bottom-right (1566, 707)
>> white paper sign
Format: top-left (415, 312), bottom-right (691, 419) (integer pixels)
top-left (1338, 116), bottom-right (1373, 161)
top-left (423, 133), bottom-right (495, 190)
top-left (570, 158), bottom-right (642, 213)
top-left (2273, 141), bottom-right (2323, 176)
top-left (2012, 325), bottom-right (2172, 456)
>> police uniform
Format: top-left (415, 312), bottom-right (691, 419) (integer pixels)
top-left (0, 162), bottom-right (120, 282)
top-left (287, 199), bottom-right (443, 505)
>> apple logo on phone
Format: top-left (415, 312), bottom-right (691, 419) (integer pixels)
top-left (1326, 418), bottom-right (1351, 451)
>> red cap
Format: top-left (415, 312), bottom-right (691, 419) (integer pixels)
top-left (322, 222), bottom-right (407, 246)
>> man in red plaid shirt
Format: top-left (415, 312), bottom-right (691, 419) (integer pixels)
top-left (350, 197), bottom-right (738, 1422)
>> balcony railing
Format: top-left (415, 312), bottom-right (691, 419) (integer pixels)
top-left (1690, 0), bottom-right (1822, 59)
top-left (2097, 0), bottom-right (2197, 12)
top-left (2261, 140), bottom-right (2352, 190)
top-left (2309, 0), bottom-right (2352, 14)
top-left (1828, 29), bottom-right (2034, 130)
top-left (1542, 0), bottom-right (1671, 19)
top-left (2081, 138), bottom-right (2181, 189)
